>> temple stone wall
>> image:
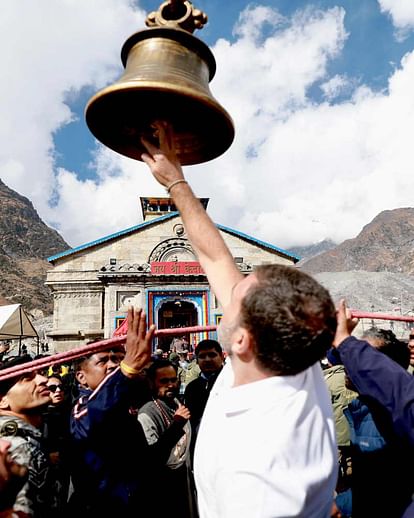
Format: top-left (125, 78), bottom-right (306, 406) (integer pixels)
top-left (47, 285), bottom-right (103, 351)
top-left (104, 283), bottom-right (146, 338)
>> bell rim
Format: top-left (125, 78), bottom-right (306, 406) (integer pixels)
top-left (85, 84), bottom-right (235, 165)
top-left (85, 80), bottom-right (234, 127)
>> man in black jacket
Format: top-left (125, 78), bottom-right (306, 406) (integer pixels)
top-left (184, 340), bottom-right (224, 445)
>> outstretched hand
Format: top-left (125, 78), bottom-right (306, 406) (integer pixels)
top-left (333, 299), bottom-right (359, 347)
top-left (122, 307), bottom-right (154, 377)
top-left (141, 121), bottom-right (184, 188)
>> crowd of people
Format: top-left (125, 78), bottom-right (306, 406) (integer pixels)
top-left (1, 124), bottom-right (414, 517)
top-left (0, 324), bottom-right (225, 517)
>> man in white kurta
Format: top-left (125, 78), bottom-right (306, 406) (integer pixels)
top-left (141, 124), bottom-right (338, 518)
top-left (195, 361), bottom-right (336, 518)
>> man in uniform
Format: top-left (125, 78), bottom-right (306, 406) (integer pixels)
top-left (0, 355), bottom-right (58, 516)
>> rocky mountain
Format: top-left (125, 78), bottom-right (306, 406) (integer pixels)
top-left (288, 239), bottom-right (337, 261)
top-left (294, 208), bottom-right (414, 338)
top-left (0, 179), bottom-right (69, 314)
top-left (301, 208), bottom-right (414, 274)
top-left (314, 270), bottom-right (414, 313)
top-left (313, 270), bottom-right (414, 340)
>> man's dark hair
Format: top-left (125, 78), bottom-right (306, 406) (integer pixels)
top-left (362, 327), bottom-right (387, 342)
top-left (72, 339), bottom-right (102, 372)
top-left (240, 265), bottom-right (337, 376)
top-left (195, 340), bottom-right (222, 357)
top-left (362, 328), bottom-right (410, 368)
top-left (73, 355), bottom-right (93, 373)
top-left (73, 343), bottom-right (124, 372)
top-left (146, 359), bottom-right (177, 382)
top-left (47, 373), bottom-right (63, 382)
top-left (0, 355), bottom-right (33, 396)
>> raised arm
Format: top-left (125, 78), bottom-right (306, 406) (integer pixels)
top-left (332, 299), bottom-right (414, 445)
top-left (141, 123), bottom-right (243, 308)
top-left (72, 308), bottom-right (153, 439)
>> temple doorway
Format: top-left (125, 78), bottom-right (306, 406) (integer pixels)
top-left (157, 299), bottom-right (198, 351)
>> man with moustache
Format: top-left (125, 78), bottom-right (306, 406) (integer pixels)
top-left (69, 308), bottom-right (153, 517)
top-left (138, 360), bottom-right (193, 517)
top-left (0, 355), bottom-right (59, 517)
top-left (69, 308), bottom-right (185, 517)
top-left (141, 124), bottom-right (338, 518)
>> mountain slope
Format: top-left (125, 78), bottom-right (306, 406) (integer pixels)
top-left (288, 239), bottom-right (337, 261)
top-left (0, 179), bottom-right (69, 314)
top-left (302, 208), bottom-right (414, 274)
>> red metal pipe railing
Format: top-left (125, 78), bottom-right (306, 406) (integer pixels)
top-left (350, 310), bottom-right (414, 323)
top-left (0, 324), bottom-right (218, 381)
top-left (1, 310), bottom-right (413, 382)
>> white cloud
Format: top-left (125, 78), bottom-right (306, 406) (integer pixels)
top-left (191, 4), bottom-right (414, 249)
top-left (0, 0), bottom-right (146, 243)
top-left (2, 1), bottom-right (414, 253)
top-left (378, 0), bottom-right (414, 39)
top-left (320, 74), bottom-right (353, 100)
top-left (233, 5), bottom-right (285, 41)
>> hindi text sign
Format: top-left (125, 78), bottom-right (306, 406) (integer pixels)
top-left (151, 262), bottom-right (205, 275)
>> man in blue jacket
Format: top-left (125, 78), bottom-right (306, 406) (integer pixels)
top-left (333, 301), bottom-right (414, 445)
top-left (333, 300), bottom-right (414, 518)
top-left (69, 307), bottom-right (184, 517)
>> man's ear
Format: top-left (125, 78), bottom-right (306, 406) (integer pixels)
top-left (75, 370), bottom-right (88, 388)
top-left (231, 328), bottom-right (254, 361)
top-left (0, 394), bottom-right (10, 410)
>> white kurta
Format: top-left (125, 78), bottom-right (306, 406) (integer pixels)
top-left (194, 361), bottom-right (337, 518)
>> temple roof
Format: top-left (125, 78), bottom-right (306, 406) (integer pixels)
top-left (47, 212), bottom-right (300, 263)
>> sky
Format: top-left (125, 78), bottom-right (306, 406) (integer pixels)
top-left (2, 0), bottom-right (414, 251)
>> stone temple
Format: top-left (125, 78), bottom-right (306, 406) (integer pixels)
top-left (46, 198), bottom-right (299, 351)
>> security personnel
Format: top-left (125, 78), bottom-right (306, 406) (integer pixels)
top-left (0, 355), bottom-right (58, 516)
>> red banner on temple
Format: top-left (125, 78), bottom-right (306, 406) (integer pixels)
top-left (151, 262), bottom-right (205, 275)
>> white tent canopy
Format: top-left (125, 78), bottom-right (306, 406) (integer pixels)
top-left (0, 304), bottom-right (38, 340)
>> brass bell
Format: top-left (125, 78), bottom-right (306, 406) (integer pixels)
top-left (85, 0), bottom-right (234, 165)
